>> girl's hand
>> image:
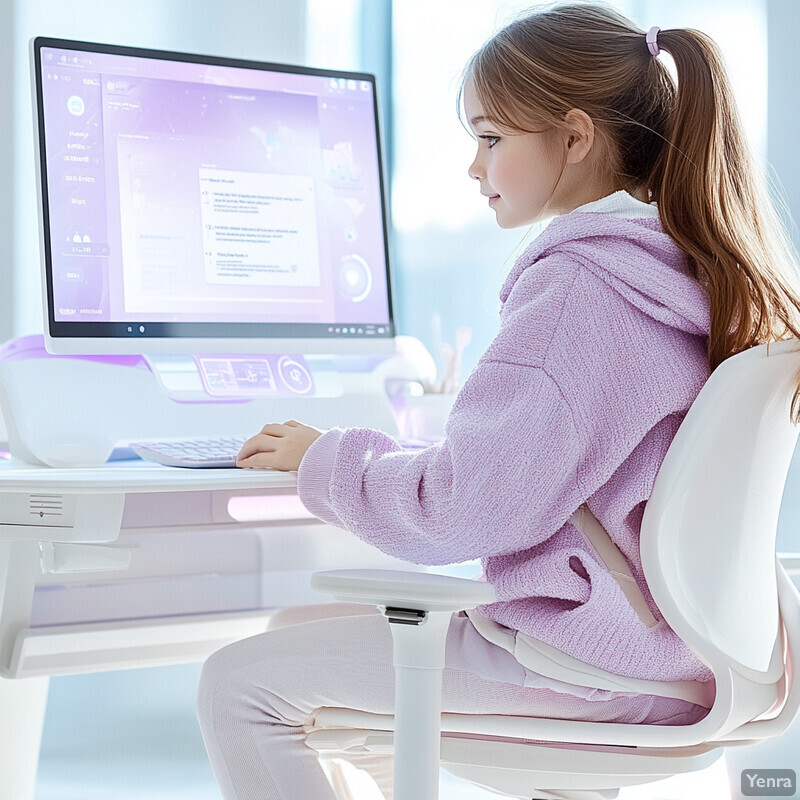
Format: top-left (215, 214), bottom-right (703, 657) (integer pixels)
top-left (237, 420), bottom-right (324, 471)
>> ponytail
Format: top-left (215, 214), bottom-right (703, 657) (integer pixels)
top-left (651, 29), bottom-right (800, 421)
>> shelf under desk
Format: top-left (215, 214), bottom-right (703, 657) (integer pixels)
top-left (0, 457), bottom-right (418, 679)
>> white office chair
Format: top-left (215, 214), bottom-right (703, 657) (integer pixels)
top-left (307, 339), bottom-right (800, 800)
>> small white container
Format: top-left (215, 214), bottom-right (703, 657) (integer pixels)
top-left (398, 392), bottom-right (458, 441)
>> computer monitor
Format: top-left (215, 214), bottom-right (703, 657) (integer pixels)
top-left (31, 37), bottom-right (395, 355)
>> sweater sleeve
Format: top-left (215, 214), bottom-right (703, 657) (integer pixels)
top-left (296, 357), bottom-right (587, 566)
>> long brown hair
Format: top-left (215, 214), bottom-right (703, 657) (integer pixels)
top-left (462, 1), bottom-right (800, 421)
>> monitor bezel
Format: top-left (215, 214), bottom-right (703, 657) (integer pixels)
top-left (31, 36), bottom-right (396, 356)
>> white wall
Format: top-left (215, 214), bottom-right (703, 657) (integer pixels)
top-left (8, 0), bottom-right (306, 339)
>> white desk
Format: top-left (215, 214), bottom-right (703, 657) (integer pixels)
top-left (0, 458), bottom-right (419, 800)
top-left (0, 334), bottom-right (439, 798)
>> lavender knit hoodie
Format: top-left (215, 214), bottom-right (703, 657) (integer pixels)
top-left (298, 198), bottom-right (714, 684)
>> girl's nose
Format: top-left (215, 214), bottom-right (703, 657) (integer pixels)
top-left (468, 154), bottom-right (482, 181)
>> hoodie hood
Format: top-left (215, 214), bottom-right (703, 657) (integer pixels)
top-left (500, 211), bottom-right (710, 338)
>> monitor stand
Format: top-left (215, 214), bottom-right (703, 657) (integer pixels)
top-left (0, 335), bottom-right (433, 468)
top-left (142, 352), bottom-right (343, 403)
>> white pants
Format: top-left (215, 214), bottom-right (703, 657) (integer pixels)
top-left (196, 603), bottom-right (706, 800)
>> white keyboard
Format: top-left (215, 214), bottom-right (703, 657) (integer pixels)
top-left (129, 434), bottom-right (440, 469)
top-left (129, 436), bottom-right (248, 468)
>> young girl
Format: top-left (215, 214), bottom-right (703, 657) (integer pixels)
top-left (197, 3), bottom-right (800, 798)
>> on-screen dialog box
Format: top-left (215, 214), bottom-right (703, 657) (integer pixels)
top-left (199, 168), bottom-right (320, 287)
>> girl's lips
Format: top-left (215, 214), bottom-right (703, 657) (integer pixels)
top-left (488, 195), bottom-right (500, 205)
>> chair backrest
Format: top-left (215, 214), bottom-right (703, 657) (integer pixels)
top-left (641, 340), bottom-right (800, 676)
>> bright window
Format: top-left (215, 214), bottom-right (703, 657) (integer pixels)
top-left (390, 0), bottom-right (767, 382)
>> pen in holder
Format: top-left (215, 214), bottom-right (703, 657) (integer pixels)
top-left (437, 326), bottom-right (471, 395)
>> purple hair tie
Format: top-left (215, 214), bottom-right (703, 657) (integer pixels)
top-left (646, 26), bottom-right (660, 56)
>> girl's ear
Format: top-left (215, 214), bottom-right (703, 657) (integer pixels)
top-left (563, 109), bottom-right (595, 164)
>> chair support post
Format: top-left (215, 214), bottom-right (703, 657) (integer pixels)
top-left (386, 609), bottom-right (452, 800)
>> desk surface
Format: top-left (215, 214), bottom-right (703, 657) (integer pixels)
top-left (0, 458), bottom-right (297, 493)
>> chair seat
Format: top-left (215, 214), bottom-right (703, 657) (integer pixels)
top-left (308, 704), bottom-right (720, 749)
top-left (464, 608), bottom-right (718, 708)
top-left (306, 711), bottom-right (722, 797)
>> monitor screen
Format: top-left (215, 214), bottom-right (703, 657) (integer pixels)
top-left (32, 37), bottom-right (395, 354)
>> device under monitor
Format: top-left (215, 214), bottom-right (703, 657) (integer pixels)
top-left (31, 37), bottom-right (395, 356)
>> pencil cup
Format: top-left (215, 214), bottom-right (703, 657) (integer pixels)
top-left (399, 393), bottom-right (458, 441)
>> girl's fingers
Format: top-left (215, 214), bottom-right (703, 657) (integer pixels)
top-left (238, 421), bottom-right (306, 466)
top-left (237, 433), bottom-right (277, 461)
top-left (237, 452), bottom-right (281, 470)
top-left (260, 423), bottom-right (288, 436)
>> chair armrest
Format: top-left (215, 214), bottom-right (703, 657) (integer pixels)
top-left (311, 569), bottom-right (496, 613)
top-left (311, 569), bottom-right (496, 797)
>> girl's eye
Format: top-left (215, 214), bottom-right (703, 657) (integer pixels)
top-left (479, 134), bottom-right (500, 148)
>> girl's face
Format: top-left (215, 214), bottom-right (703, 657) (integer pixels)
top-left (464, 79), bottom-right (566, 228)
